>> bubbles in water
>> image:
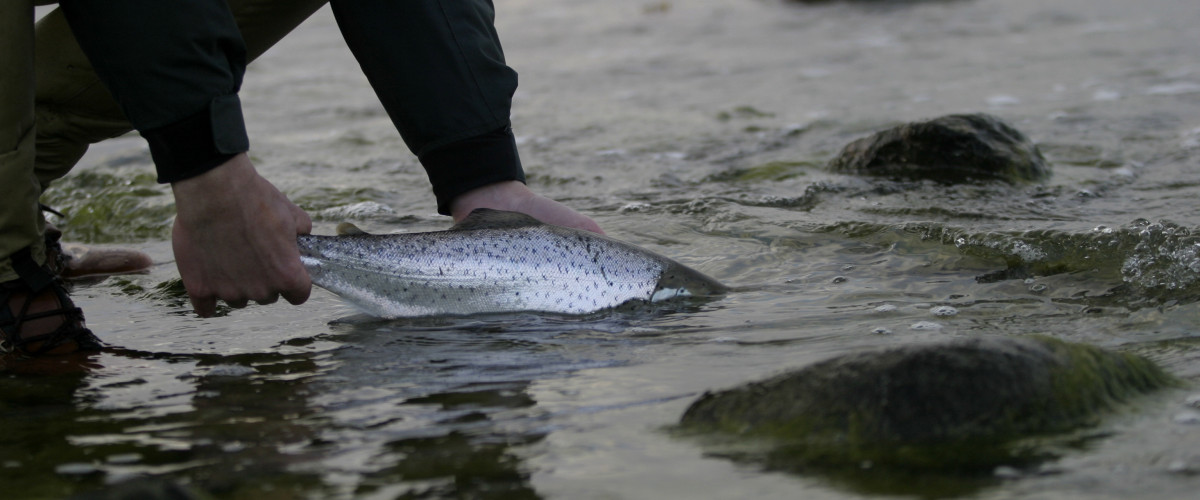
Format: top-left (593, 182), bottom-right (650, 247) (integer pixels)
top-left (1121, 220), bottom-right (1200, 293)
top-left (1186, 393), bottom-right (1200, 408)
top-left (1009, 241), bottom-right (1047, 262)
top-left (1172, 411), bottom-right (1200, 425)
top-left (1167, 460), bottom-right (1196, 475)
top-left (930, 306), bottom-right (959, 317)
top-left (874, 304), bottom-right (898, 313)
top-left (986, 94), bottom-right (1021, 107)
top-left (1145, 82), bottom-right (1200, 96)
top-left (55, 463), bottom-right (99, 476)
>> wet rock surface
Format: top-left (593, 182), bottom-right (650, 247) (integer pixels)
top-left (828, 113), bottom-right (1051, 183)
top-left (679, 336), bottom-right (1174, 471)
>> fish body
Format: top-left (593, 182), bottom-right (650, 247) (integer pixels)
top-left (297, 209), bottom-right (726, 318)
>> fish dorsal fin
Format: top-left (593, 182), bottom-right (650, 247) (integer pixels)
top-left (450, 208), bottom-right (544, 231)
top-left (336, 222), bottom-right (369, 236)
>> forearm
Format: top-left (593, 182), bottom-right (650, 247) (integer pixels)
top-left (58, 0), bottom-right (250, 183)
top-left (330, 0), bottom-right (524, 214)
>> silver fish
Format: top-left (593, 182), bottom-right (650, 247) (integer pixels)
top-left (297, 209), bottom-right (726, 318)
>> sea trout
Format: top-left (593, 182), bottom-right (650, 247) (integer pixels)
top-left (297, 209), bottom-right (726, 318)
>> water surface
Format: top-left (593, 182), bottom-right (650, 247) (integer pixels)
top-left (7, 0), bottom-right (1200, 498)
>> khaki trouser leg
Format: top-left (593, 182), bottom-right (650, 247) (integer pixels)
top-left (0, 0), bottom-right (329, 282)
top-left (0, 0), bottom-right (46, 283)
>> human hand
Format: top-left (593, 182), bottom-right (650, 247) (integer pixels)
top-left (170, 153), bottom-right (312, 317)
top-left (449, 181), bottom-right (604, 234)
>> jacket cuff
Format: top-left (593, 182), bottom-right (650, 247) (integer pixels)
top-left (419, 126), bottom-right (526, 215)
top-left (144, 94), bottom-right (250, 183)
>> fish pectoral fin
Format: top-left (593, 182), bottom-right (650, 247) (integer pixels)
top-left (336, 222), bottom-right (369, 236)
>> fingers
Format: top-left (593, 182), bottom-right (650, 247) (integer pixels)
top-left (185, 272), bottom-right (307, 316)
top-left (291, 202), bottom-right (312, 235)
top-left (281, 284), bottom-right (311, 306)
top-left (190, 294), bottom-right (218, 318)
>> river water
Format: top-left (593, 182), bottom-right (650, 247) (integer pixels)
top-left (7, 0), bottom-right (1200, 498)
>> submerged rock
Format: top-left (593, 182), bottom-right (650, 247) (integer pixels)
top-left (679, 336), bottom-right (1173, 471)
top-left (828, 113), bottom-right (1050, 183)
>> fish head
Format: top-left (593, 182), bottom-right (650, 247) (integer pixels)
top-left (650, 261), bottom-right (728, 302)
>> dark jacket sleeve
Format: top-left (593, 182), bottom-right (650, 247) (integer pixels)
top-left (59, 0), bottom-right (249, 183)
top-left (331, 0), bottom-right (525, 214)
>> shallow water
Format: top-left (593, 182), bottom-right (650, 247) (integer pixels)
top-left (8, 0), bottom-right (1200, 498)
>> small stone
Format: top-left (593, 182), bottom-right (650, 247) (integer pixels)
top-left (831, 276), bottom-right (848, 284)
top-left (909, 321), bottom-right (944, 330)
top-left (871, 327), bottom-right (893, 336)
top-left (873, 304), bottom-right (898, 313)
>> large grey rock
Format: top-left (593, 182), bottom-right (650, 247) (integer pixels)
top-left (679, 336), bottom-right (1172, 470)
top-left (828, 113), bottom-right (1051, 183)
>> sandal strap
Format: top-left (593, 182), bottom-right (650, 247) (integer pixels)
top-left (1, 246), bottom-right (100, 356)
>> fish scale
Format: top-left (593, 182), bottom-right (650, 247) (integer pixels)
top-left (297, 209), bottom-right (726, 318)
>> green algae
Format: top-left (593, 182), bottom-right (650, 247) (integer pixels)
top-left (107, 277), bottom-right (231, 316)
top-left (705, 161), bottom-right (815, 183)
top-left (41, 170), bottom-right (175, 244)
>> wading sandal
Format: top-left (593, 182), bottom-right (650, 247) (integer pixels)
top-left (0, 247), bottom-right (103, 357)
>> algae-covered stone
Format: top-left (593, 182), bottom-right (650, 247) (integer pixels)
top-left (828, 113), bottom-right (1050, 183)
top-left (679, 336), bottom-right (1173, 470)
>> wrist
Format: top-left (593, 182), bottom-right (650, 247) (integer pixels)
top-left (449, 181), bottom-right (534, 222)
top-left (171, 152), bottom-right (256, 218)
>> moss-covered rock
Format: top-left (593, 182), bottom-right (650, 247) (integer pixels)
top-left (678, 336), bottom-right (1173, 471)
top-left (827, 113), bottom-right (1051, 183)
